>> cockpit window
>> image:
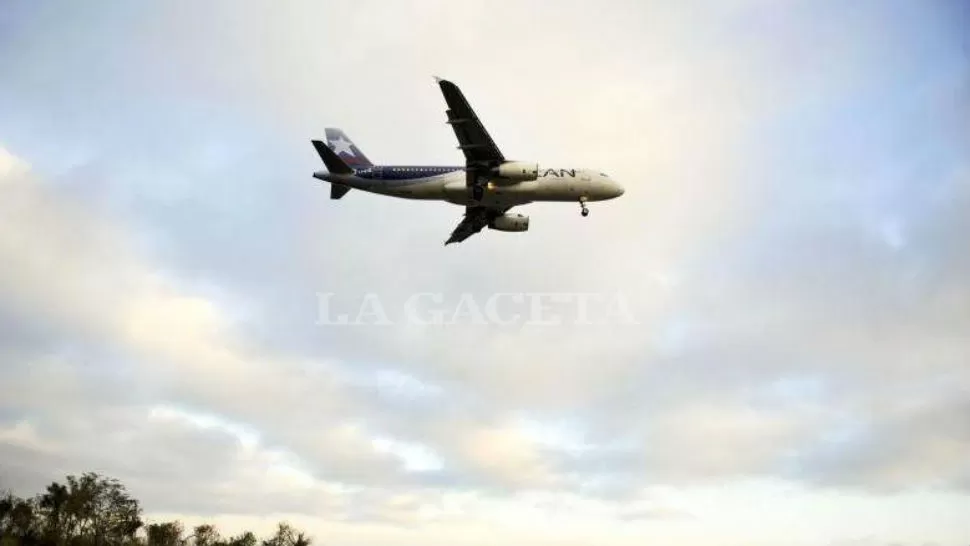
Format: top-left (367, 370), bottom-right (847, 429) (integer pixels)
top-left (599, 172), bottom-right (609, 177)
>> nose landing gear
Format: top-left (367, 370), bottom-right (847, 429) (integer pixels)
top-left (579, 196), bottom-right (590, 217)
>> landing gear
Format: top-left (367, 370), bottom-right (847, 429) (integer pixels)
top-left (472, 184), bottom-right (484, 202)
top-left (579, 196), bottom-right (589, 217)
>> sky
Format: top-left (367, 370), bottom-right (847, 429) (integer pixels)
top-left (1, 1), bottom-right (969, 545)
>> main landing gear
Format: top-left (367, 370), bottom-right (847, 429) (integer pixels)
top-left (579, 196), bottom-right (589, 217)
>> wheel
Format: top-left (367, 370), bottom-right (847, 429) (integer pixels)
top-left (581, 208), bottom-right (589, 217)
top-left (472, 185), bottom-right (484, 201)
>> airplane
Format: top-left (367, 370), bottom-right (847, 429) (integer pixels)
top-left (310, 78), bottom-right (625, 245)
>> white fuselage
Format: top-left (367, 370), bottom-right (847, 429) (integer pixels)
top-left (317, 167), bottom-right (624, 208)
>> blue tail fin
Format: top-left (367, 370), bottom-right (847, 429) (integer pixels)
top-left (325, 128), bottom-right (373, 169)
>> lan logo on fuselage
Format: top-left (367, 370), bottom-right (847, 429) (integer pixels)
top-left (540, 169), bottom-right (576, 178)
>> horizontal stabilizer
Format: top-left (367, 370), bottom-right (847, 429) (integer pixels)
top-left (331, 185), bottom-right (351, 199)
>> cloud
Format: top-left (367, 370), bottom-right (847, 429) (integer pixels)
top-left (0, 148), bottom-right (415, 511)
top-left (448, 422), bottom-right (560, 490)
top-left (0, 147), bottom-right (29, 178)
top-left (616, 506), bottom-right (693, 522)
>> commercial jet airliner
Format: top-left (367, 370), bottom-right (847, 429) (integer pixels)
top-left (311, 78), bottom-right (625, 245)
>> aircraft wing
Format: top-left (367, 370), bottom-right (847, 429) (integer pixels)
top-left (445, 206), bottom-right (507, 245)
top-left (436, 78), bottom-right (505, 168)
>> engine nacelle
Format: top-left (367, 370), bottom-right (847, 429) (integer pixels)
top-left (493, 161), bottom-right (539, 182)
top-left (488, 213), bottom-right (530, 232)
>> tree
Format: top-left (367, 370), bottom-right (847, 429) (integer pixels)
top-left (63, 473), bottom-right (142, 546)
top-left (38, 482), bottom-right (69, 546)
top-left (222, 531), bottom-right (255, 546)
top-left (0, 473), bottom-right (313, 546)
top-left (190, 525), bottom-right (218, 546)
top-left (7, 497), bottom-right (39, 546)
top-left (23, 473), bottom-right (144, 546)
top-left (145, 521), bottom-right (183, 546)
top-left (1, 491), bottom-right (16, 537)
top-left (292, 532), bottom-right (311, 546)
top-left (260, 523), bottom-right (293, 546)
top-left (259, 524), bottom-right (310, 546)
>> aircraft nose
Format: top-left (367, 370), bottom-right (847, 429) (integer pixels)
top-left (610, 181), bottom-right (625, 198)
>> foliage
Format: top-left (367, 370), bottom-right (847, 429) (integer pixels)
top-left (0, 475), bottom-right (312, 546)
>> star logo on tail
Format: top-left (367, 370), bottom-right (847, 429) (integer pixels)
top-left (329, 136), bottom-right (355, 157)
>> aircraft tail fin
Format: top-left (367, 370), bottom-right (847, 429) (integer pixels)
top-left (325, 128), bottom-right (373, 169)
top-left (311, 128), bottom-right (373, 200)
top-left (311, 139), bottom-right (353, 174)
top-left (311, 140), bottom-right (354, 199)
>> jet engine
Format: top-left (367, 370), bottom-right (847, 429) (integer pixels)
top-left (493, 161), bottom-right (539, 182)
top-left (488, 213), bottom-right (530, 232)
